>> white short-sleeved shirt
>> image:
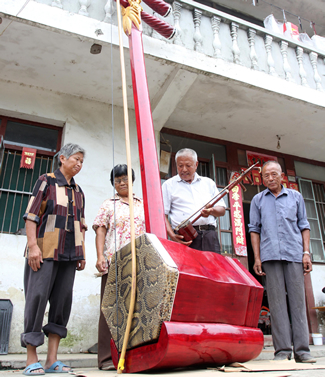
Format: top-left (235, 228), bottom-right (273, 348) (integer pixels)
top-left (162, 173), bottom-right (226, 229)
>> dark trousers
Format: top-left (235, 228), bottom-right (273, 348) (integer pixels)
top-left (21, 259), bottom-right (76, 348)
top-left (98, 273), bottom-right (112, 368)
top-left (262, 261), bottom-right (311, 358)
top-left (190, 230), bottom-right (221, 253)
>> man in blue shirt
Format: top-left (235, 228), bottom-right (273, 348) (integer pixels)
top-left (249, 161), bottom-right (315, 363)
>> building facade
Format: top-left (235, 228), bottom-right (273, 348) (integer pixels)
top-left (1, 0), bottom-right (325, 353)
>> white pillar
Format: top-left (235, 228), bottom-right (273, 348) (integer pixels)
top-left (296, 47), bottom-right (308, 87)
top-left (280, 41), bottom-right (294, 82)
top-left (230, 22), bottom-right (241, 64)
top-left (211, 16), bottom-right (222, 58)
top-left (264, 35), bottom-right (277, 76)
top-left (248, 28), bottom-right (258, 70)
top-left (309, 52), bottom-right (323, 91)
top-left (193, 9), bottom-right (203, 53)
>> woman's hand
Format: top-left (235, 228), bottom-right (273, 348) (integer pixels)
top-left (28, 244), bottom-right (43, 272)
top-left (96, 255), bottom-right (108, 273)
top-left (26, 220), bottom-right (43, 271)
top-left (76, 260), bottom-right (86, 271)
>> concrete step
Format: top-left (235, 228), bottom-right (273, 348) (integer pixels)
top-left (2, 345), bottom-right (325, 370)
top-left (0, 353), bottom-right (97, 370)
top-left (255, 345), bottom-right (325, 360)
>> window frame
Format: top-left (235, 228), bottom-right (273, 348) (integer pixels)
top-left (212, 163), bottom-right (233, 256)
top-left (0, 116), bottom-right (62, 156)
top-left (0, 115), bottom-right (62, 234)
top-left (298, 178), bottom-right (325, 263)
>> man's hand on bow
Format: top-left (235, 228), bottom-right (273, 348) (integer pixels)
top-left (201, 203), bottom-right (213, 218)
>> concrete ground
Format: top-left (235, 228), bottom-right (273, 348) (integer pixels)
top-left (1, 346), bottom-right (325, 377)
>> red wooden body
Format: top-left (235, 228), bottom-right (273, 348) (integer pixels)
top-left (158, 238), bottom-right (263, 328)
top-left (111, 321), bottom-right (263, 373)
top-left (110, 237), bottom-right (263, 372)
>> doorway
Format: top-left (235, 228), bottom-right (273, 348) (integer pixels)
top-left (242, 183), bottom-right (271, 335)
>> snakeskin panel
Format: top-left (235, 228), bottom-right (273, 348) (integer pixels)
top-left (102, 233), bottom-right (179, 351)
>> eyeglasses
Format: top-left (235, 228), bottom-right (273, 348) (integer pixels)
top-left (114, 177), bottom-right (128, 184)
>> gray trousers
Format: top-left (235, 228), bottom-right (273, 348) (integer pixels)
top-left (190, 230), bottom-right (221, 253)
top-left (21, 259), bottom-right (76, 348)
top-left (262, 261), bottom-right (311, 358)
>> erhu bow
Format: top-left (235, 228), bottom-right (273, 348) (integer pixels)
top-left (174, 161), bottom-right (261, 242)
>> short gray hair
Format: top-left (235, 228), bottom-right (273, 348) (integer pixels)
top-left (262, 160), bottom-right (282, 173)
top-left (175, 148), bottom-right (197, 163)
top-left (58, 143), bottom-right (85, 166)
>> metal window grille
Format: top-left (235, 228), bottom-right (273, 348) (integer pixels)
top-left (206, 162), bottom-right (233, 255)
top-left (214, 167), bottom-right (233, 256)
top-left (197, 161), bottom-right (209, 177)
top-left (0, 150), bottom-right (53, 234)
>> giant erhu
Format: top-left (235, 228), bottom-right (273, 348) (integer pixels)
top-left (104, 0), bottom-right (264, 372)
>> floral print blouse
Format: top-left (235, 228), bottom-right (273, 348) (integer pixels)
top-left (93, 195), bottom-right (146, 265)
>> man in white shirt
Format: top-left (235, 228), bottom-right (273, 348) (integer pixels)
top-left (162, 148), bottom-right (226, 252)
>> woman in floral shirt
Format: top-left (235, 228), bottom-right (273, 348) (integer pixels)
top-left (92, 164), bottom-right (145, 370)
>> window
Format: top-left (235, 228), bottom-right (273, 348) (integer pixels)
top-left (4, 121), bottom-right (59, 152)
top-left (160, 132), bottom-right (227, 162)
top-left (237, 149), bottom-right (247, 167)
top-left (299, 179), bottom-right (325, 262)
top-left (0, 151), bottom-right (54, 233)
top-left (313, 183), bottom-right (325, 253)
top-left (195, 163), bottom-right (233, 255)
top-left (0, 135), bottom-right (4, 173)
top-left (213, 167), bottom-right (232, 255)
top-left (0, 116), bottom-right (61, 234)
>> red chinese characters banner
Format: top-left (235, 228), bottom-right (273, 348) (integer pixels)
top-left (251, 170), bottom-right (262, 185)
top-left (20, 148), bottom-right (37, 169)
top-left (289, 183), bottom-right (299, 191)
top-left (229, 174), bottom-right (247, 257)
top-left (246, 151), bottom-right (278, 186)
top-left (282, 175), bottom-right (289, 188)
top-left (241, 168), bottom-right (252, 184)
top-left (246, 151), bottom-right (277, 167)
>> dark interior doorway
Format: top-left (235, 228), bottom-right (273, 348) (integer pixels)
top-left (243, 187), bottom-right (271, 335)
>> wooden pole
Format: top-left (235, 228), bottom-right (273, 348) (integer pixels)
top-left (128, 25), bottom-right (167, 238)
top-left (115, 0), bottom-right (137, 373)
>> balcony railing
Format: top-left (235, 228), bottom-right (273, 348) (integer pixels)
top-left (35, 0), bottom-right (325, 92)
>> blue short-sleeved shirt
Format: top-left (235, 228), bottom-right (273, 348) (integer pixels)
top-left (248, 186), bottom-right (310, 263)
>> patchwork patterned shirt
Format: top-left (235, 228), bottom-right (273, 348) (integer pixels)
top-left (23, 168), bottom-right (87, 261)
